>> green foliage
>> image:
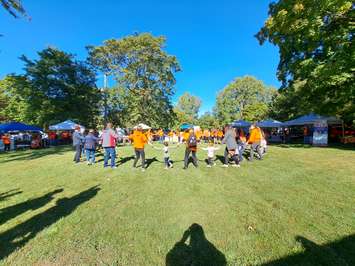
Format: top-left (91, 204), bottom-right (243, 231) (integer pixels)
top-left (88, 33), bottom-right (180, 128)
top-left (215, 76), bottom-right (277, 124)
top-left (257, 0), bottom-right (355, 122)
top-left (174, 92), bottom-right (202, 124)
top-left (0, 47), bottom-right (100, 127)
top-left (1, 0), bottom-right (26, 18)
top-left (0, 75), bottom-right (33, 123)
top-left (198, 112), bottom-right (219, 129)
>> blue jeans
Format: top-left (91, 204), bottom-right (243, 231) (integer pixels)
top-left (85, 149), bottom-right (96, 163)
top-left (238, 143), bottom-right (246, 162)
top-left (104, 147), bottom-right (116, 167)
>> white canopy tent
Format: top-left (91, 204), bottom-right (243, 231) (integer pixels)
top-left (49, 120), bottom-right (85, 131)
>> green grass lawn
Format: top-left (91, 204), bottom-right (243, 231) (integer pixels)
top-left (0, 144), bottom-right (354, 265)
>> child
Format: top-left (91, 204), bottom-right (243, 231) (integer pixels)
top-left (202, 142), bottom-right (220, 168)
top-left (154, 141), bottom-right (178, 170)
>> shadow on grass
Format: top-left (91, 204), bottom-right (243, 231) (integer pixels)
top-left (0, 189), bottom-right (22, 202)
top-left (0, 146), bottom-right (73, 163)
top-left (116, 156), bottom-right (135, 167)
top-left (0, 185), bottom-right (100, 261)
top-left (166, 223), bottom-right (227, 266)
top-left (261, 235), bottom-right (355, 266)
top-left (0, 189), bottom-right (63, 225)
top-left (275, 143), bottom-right (355, 151)
top-left (145, 157), bottom-right (159, 169)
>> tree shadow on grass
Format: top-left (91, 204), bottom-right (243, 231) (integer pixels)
top-left (0, 188), bottom-right (63, 225)
top-left (0, 185), bottom-right (100, 261)
top-left (166, 223), bottom-right (227, 266)
top-left (0, 146), bottom-right (73, 163)
top-left (0, 189), bottom-right (22, 202)
top-left (261, 235), bottom-right (355, 266)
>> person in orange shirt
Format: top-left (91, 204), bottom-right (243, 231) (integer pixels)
top-left (203, 129), bottom-right (210, 143)
top-left (130, 126), bottom-right (149, 171)
top-left (217, 129), bottom-right (224, 143)
top-left (2, 134), bottom-right (11, 152)
top-left (247, 124), bottom-right (263, 161)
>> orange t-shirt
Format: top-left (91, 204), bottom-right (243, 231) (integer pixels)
top-left (2, 136), bottom-right (10, 145)
top-left (183, 132), bottom-right (190, 141)
top-left (248, 127), bottom-right (262, 144)
top-left (217, 130), bottom-right (224, 138)
top-left (130, 131), bottom-right (148, 149)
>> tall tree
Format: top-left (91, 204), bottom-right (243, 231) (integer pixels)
top-left (198, 112), bottom-right (219, 129)
top-left (175, 92), bottom-right (201, 124)
top-left (88, 33), bottom-right (180, 128)
top-left (0, 47), bottom-right (100, 127)
top-left (257, 0), bottom-right (354, 122)
top-left (1, 0), bottom-right (26, 18)
top-left (215, 76), bottom-right (276, 125)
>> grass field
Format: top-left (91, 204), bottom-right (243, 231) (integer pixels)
top-left (0, 144), bottom-right (354, 266)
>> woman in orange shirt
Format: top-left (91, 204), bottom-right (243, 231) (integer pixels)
top-left (130, 126), bottom-right (149, 171)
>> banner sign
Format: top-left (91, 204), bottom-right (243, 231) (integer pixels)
top-left (313, 120), bottom-right (328, 146)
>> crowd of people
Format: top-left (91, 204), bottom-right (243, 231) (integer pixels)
top-left (71, 123), bottom-right (267, 171)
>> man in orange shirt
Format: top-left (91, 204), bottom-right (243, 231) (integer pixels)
top-left (2, 134), bottom-right (11, 152)
top-left (130, 126), bottom-right (149, 171)
top-left (247, 124), bottom-right (263, 161)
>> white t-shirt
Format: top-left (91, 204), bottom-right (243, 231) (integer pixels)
top-left (163, 146), bottom-right (170, 158)
top-left (203, 146), bottom-right (219, 158)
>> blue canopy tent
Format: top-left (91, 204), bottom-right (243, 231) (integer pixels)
top-left (180, 123), bottom-right (193, 130)
top-left (231, 120), bottom-right (251, 128)
top-left (257, 119), bottom-right (283, 128)
top-left (49, 120), bottom-right (85, 131)
top-left (0, 122), bottom-right (42, 133)
top-left (283, 113), bottom-right (342, 126)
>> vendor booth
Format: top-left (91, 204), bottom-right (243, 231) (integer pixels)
top-left (0, 122), bottom-right (43, 151)
top-left (257, 120), bottom-right (283, 143)
top-left (283, 113), bottom-right (343, 146)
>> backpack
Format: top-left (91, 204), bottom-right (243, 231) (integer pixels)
top-left (188, 135), bottom-right (197, 147)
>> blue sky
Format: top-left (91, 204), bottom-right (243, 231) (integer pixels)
top-left (0, 0), bottom-right (280, 113)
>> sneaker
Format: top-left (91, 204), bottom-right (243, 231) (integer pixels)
top-left (232, 164), bottom-right (240, 168)
top-left (87, 162), bottom-right (92, 165)
top-left (111, 166), bottom-right (117, 169)
top-left (141, 168), bottom-right (146, 172)
top-left (207, 165), bottom-right (212, 168)
top-left (222, 164), bottom-right (229, 168)
top-left (164, 167), bottom-right (169, 170)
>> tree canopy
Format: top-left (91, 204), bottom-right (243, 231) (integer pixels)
top-left (0, 47), bottom-right (100, 127)
top-left (215, 76), bottom-right (277, 125)
top-left (88, 33), bottom-right (180, 128)
top-left (257, 0), bottom-right (354, 122)
top-left (1, 0), bottom-right (26, 18)
top-left (174, 92), bottom-right (202, 125)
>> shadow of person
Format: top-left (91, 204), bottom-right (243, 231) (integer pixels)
top-left (166, 223), bottom-right (227, 266)
top-left (0, 185), bottom-right (100, 260)
top-left (261, 235), bottom-right (355, 266)
top-left (116, 156), bottom-right (135, 166)
top-left (145, 157), bottom-right (159, 169)
top-left (215, 155), bottom-right (225, 164)
top-left (0, 189), bottom-right (23, 202)
top-left (0, 188), bottom-right (63, 225)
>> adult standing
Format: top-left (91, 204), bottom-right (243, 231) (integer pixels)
top-left (248, 123), bottom-right (263, 161)
top-left (84, 129), bottom-right (100, 165)
top-left (2, 134), bottom-right (11, 152)
top-left (222, 126), bottom-right (240, 168)
top-left (130, 126), bottom-right (148, 171)
top-left (73, 126), bottom-right (84, 164)
top-left (101, 123), bottom-right (118, 168)
top-left (183, 129), bottom-right (198, 169)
